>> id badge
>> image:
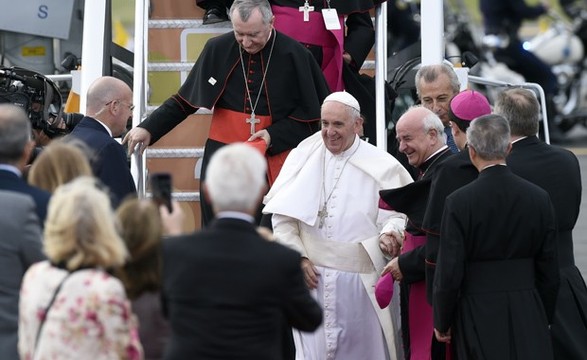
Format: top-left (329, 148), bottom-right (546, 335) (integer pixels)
top-left (322, 8), bottom-right (341, 30)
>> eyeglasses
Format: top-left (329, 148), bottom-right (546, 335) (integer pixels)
top-left (105, 99), bottom-right (135, 111)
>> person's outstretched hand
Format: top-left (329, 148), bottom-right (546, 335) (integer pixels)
top-left (122, 127), bottom-right (152, 156)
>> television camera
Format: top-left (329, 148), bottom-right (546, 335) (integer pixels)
top-left (0, 66), bottom-right (81, 139)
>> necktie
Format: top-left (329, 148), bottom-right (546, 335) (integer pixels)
top-left (444, 126), bottom-right (458, 153)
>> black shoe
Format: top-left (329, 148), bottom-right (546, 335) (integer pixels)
top-left (203, 7), bottom-right (228, 25)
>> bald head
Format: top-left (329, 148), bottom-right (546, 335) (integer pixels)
top-left (395, 106), bottom-right (446, 167)
top-left (86, 77), bottom-right (132, 114)
top-left (85, 76), bottom-right (133, 136)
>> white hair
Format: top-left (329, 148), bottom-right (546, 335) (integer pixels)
top-left (205, 143), bottom-right (267, 212)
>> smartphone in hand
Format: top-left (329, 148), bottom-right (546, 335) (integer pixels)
top-left (150, 172), bottom-right (173, 213)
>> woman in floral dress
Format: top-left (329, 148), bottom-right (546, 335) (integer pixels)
top-left (18, 176), bottom-right (143, 360)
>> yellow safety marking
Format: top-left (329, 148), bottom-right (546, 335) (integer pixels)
top-left (21, 47), bottom-right (46, 57)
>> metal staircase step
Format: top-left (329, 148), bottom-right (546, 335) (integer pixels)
top-left (146, 148), bottom-right (204, 158)
top-left (148, 62), bottom-right (195, 72)
top-left (148, 19), bottom-right (233, 29)
top-left (146, 191), bottom-right (200, 202)
top-left (147, 60), bottom-right (374, 72)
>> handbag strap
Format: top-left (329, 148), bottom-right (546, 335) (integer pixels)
top-left (33, 270), bottom-right (76, 354)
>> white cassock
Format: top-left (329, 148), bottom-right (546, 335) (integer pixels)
top-left (263, 133), bottom-right (413, 360)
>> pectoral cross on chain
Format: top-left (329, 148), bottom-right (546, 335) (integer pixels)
top-left (299, 0), bottom-right (314, 22)
top-left (317, 205), bottom-right (328, 229)
top-left (246, 113), bottom-right (260, 135)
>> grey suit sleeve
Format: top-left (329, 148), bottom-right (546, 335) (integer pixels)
top-left (18, 205), bottom-right (45, 268)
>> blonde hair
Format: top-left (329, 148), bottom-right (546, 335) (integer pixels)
top-left (44, 176), bottom-right (127, 271)
top-left (115, 198), bottom-right (163, 299)
top-left (28, 139), bottom-right (93, 193)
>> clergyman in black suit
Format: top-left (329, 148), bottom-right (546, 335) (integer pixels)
top-left (495, 88), bottom-right (587, 359)
top-left (161, 143), bottom-right (322, 359)
top-left (69, 76), bottom-right (136, 207)
top-left (0, 104), bottom-right (50, 223)
top-left (433, 114), bottom-right (559, 359)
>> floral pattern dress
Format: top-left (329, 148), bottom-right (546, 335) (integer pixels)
top-left (18, 261), bottom-right (143, 360)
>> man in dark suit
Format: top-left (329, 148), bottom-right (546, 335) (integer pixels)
top-left (161, 143), bottom-right (322, 359)
top-left (495, 88), bottom-right (587, 359)
top-left (0, 104), bottom-right (51, 223)
top-left (0, 191), bottom-right (45, 359)
top-left (433, 114), bottom-right (559, 359)
top-left (70, 76), bottom-right (136, 207)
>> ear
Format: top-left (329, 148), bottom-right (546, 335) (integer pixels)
top-left (467, 144), bottom-right (476, 162)
top-left (354, 116), bottom-right (364, 136)
top-left (505, 142), bottom-right (512, 156)
top-left (448, 121), bottom-right (457, 136)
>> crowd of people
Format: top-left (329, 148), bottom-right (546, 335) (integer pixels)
top-left (1, 0), bottom-right (587, 359)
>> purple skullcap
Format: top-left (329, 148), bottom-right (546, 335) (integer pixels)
top-left (449, 89), bottom-right (491, 122)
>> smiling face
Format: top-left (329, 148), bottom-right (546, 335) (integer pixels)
top-left (231, 7), bottom-right (274, 54)
top-left (418, 72), bottom-right (458, 126)
top-left (396, 108), bottom-right (441, 167)
top-left (320, 101), bottom-right (362, 155)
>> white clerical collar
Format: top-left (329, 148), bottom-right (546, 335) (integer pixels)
top-left (94, 117), bottom-right (113, 137)
top-left (216, 211), bottom-right (255, 223)
top-left (424, 144), bottom-right (449, 163)
top-left (481, 163), bottom-right (507, 171)
top-left (511, 136), bottom-right (528, 144)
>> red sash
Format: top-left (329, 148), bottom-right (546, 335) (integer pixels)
top-left (209, 108), bottom-right (272, 144)
top-left (209, 108), bottom-right (289, 186)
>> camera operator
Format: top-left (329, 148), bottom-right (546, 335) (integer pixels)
top-left (0, 66), bottom-right (83, 164)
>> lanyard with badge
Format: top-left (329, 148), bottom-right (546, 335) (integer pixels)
top-left (322, 0), bottom-right (341, 30)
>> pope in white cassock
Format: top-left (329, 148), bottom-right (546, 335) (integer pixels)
top-left (263, 91), bottom-right (413, 360)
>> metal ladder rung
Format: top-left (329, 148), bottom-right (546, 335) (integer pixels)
top-left (148, 60), bottom-right (374, 72)
top-left (148, 19), bottom-right (233, 29)
top-left (146, 148), bottom-right (205, 158)
top-left (146, 191), bottom-right (200, 202)
top-left (148, 62), bottom-right (195, 72)
top-left (148, 17), bottom-right (376, 30)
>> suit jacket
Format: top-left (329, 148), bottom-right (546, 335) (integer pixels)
top-left (161, 217), bottom-right (322, 360)
top-left (434, 166), bottom-right (559, 359)
top-left (508, 136), bottom-right (581, 245)
top-left (508, 136), bottom-right (587, 359)
top-left (70, 117), bottom-right (136, 207)
top-left (0, 191), bottom-right (45, 359)
top-left (0, 169), bottom-right (50, 223)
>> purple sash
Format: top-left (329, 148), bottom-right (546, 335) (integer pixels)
top-left (402, 232), bottom-right (434, 360)
top-left (271, 4), bottom-right (344, 91)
